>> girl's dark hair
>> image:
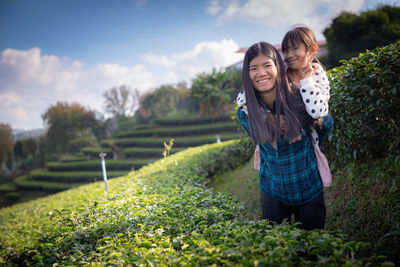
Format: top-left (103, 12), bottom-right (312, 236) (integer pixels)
top-left (281, 25), bottom-right (323, 67)
top-left (242, 42), bottom-right (304, 144)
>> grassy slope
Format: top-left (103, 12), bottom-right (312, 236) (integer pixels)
top-left (212, 151), bottom-right (400, 265)
top-left (211, 155), bottom-right (261, 220)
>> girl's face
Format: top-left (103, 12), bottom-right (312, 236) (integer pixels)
top-left (249, 55), bottom-right (278, 96)
top-left (283, 42), bottom-right (309, 70)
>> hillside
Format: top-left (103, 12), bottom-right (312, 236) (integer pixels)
top-left (0, 140), bottom-right (393, 266)
top-left (2, 115), bottom-right (242, 206)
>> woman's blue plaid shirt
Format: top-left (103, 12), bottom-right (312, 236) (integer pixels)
top-left (237, 107), bottom-right (333, 206)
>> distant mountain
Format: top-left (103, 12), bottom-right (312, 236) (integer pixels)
top-left (13, 128), bottom-right (46, 140)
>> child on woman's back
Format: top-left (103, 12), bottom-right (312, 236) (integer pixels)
top-left (282, 25), bottom-right (332, 187)
top-left (241, 25), bottom-right (332, 187)
top-left (281, 25), bottom-right (330, 128)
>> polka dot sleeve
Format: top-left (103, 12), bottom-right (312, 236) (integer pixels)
top-left (236, 91), bottom-right (248, 114)
top-left (299, 63), bottom-right (330, 119)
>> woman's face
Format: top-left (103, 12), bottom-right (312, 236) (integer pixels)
top-left (249, 55), bottom-right (278, 95)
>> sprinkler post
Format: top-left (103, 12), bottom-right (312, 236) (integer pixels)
top-left (99, 152), bottom-right (109, 194)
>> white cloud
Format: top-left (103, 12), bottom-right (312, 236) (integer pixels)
top-left (0, 91), bottom-right (23, 106)
top-left (207, 0), bottom-right (222, 15)
top-left (140, 54), bottom-right (176, 68)
top-left (142, 39), bottom-right (244, 84)
top-left (0, 47), bottom-right (157, 130)
top-left (208, 0), bottom-right (365, 40)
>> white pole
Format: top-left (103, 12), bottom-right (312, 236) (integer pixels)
top-left (99, 152), bottom-right (108, 194)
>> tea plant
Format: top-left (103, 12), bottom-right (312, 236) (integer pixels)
top-left (327, 41), bottom-right (400, 159)
top-left (0, 140), bottom-right (394, 266)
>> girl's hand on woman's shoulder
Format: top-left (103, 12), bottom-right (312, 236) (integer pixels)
top-left (292, 135), bottom-right (302, 143)
top-left (313, 118), bottom-right (323, 130)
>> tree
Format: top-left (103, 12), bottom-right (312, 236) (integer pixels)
top-left (323, 4), bottom-right (400, 67)
top-left (190, 69), bottom-right (234, 116)
top-left (42, 102), bottom-right (100, 155)
top-left (225, 68), bottom-right (244, 101)
top-left (136, 85), bottom-right (186, 121)
top-left (0, 123), bottom-right (14, 170)
top-left (103, 85), bottom-right (140, 118)
top-left (14, 138), bottom-right (37, 161)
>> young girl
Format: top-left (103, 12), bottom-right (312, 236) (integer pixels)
top-left (282, 25), bottom-right (330, 124)
top-left (282, 25), bottom-right (332, 187)
top-left (236, 42), bottom-right (333, 230)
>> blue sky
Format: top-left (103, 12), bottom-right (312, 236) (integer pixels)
top-left (0, 0), bottom-right (396, 130)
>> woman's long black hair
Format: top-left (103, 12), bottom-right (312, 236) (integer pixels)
top-left (242, 42), bottom-right (304, 144)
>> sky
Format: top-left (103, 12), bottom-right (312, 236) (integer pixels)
top-left (0, 0), bottom-right (396, 130)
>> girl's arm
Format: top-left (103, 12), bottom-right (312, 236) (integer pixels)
top-left (315, 113), bottom-right (333, 146)
top-left (300, 64), bottom-right (330, 119)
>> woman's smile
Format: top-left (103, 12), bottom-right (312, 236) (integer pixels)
top-left (249, 55), bottom-right (277, 94)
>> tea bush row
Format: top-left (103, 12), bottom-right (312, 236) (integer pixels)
top-left (81, 146), bottom-right (111, 157)
top-left (29, 169), bottom-right (127, 183)
top-left (59, 155), bottom-right (87, 162)
top-left (0, 183), bottom-right (16, 193)
top-left (328, 41), bottom-right (400, 159)
top-left (0, 140), bottom-right (392, 266)
top-left (81, 146), bottom-right (184, 158)
top-left (101, 133), bottom-right (243, 148)
top-left (14, 175), bottom-right (79, 192)
top-left (123, 147), bottom-right (184, 158)
top-left (46, 159), bottom-right (148, 171)
top-left (153, 114), bottom-right (231, 126)
top-left (117, 121), bottom-right (238, 138)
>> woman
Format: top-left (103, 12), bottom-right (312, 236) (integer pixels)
top-left (236, 42), bottom-right (333, 230)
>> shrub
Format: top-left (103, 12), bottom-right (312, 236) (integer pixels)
top-left (67, 136), bottom-right (99, 154)
top-left (0, 182), bottom-right (16, 193)
top-left (328, 41), bottom-right (400, 159)
top-left (29, 169), bottom-right (128, 183)
top-left (123, 147), bottom-right (184, 158)
top-left (191, 138), bottom-right (255, 179)
top-left (60, 155), bottom-right (87, 162)
top-left (81, 146), bottom-right (111, 157)
top-left (4, 192), bottom-right (20, 202)
top-left (14, 175), bottom-right (79, 192)
top-left (117, 122), bottom-right (238, 138)
top-left (153, 114), bottom-right (231, 126)
top-left (46, 160), bottom-right (147, 171)
top-left (102, 133), bottom-right (243, 148)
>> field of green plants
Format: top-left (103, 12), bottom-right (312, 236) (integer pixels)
top-left (0, 140), bottom-right (393, 266)
top-left (212, 152), bottom-right (400, 265)
top-left (1, 115), bottom-right (242, 204)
